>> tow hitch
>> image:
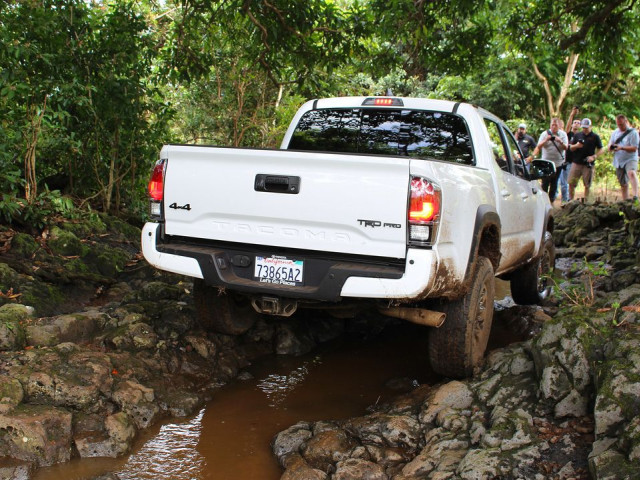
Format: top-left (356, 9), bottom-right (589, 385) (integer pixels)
top-left (251, 296), bottom-right (298, 317)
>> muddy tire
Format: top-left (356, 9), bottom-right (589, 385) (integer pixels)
top-left (428, 256), bottom-right (495, 378)
top-left (510, 232), bottom-right (555, 305)
top-left (193, 279), bottom-right (257, 335)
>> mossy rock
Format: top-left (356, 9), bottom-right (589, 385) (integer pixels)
top-left (84, 243), bottom-right (130, 277)
top-left (100, 214), bottom-right (141, 241)
top-left (60, 215), bottom-right (107, 239)
top-left (0, 263), bottom-right (20, 290)
top-left (0, 376), bottom-right (24, 409)
top-left (48, 227), bottom-right (87, 257)
top-left (11, 233), bottom-right (39, 258)
top-left (0, 304), bottom-right (31, 350)
top-left (64, 258), bottom-right (90, 275)
top-left (19, 283), bottom-right (65, 316)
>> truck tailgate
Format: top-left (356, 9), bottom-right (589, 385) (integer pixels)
top-left (162, 145), bottom-right (410, 259)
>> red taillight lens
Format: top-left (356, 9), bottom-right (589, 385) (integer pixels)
top-left (148, 159), bottom-right (166, 201)
top-left (409, 177), bottom-right (439, 224)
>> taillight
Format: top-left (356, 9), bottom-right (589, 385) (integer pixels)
top-left (148, 159), bottom-right (166, 201)
top-left (408, 176), bottom-right (441, 246)
top-left (148, 159), bottom-right (166, 219)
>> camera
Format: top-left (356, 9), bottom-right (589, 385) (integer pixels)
top-left (609, 144), bottom-right (617, 151)
top-left (550, 135), bottom-right (556, 142)
top-left (579, 139), bottom-right (585, 144)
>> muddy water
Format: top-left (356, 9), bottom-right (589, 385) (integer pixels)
top-left (34, 281), bottom-right (519, 480)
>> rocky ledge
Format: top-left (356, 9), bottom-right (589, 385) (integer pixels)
top-left (272, 200), bottom-right (640, 480)
top-left (0, 213), bottom-right (368, 479)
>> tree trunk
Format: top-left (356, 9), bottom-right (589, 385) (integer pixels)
top-left (23, 97), bottom-right (47, 204)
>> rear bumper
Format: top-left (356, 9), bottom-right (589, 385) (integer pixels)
top-left (142, 223), bottom-right (437, 301)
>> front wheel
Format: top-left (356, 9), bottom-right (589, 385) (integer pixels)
top-left (428, 256), bottom-right (495, 378)
top-left (192, 279), bottom-right (257, 335)
top-left (510, 232), bottom-right (555, 305)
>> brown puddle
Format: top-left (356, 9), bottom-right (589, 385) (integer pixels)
top-left (34, 281), bottom-right (525, 480)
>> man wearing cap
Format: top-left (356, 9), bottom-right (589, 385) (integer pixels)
top-left (515, 123), bottom-right (536, 159)
top-left (608, 114), bottom-right (639, 200)
top-left (568, 118), bottom-right (604, 201)
top-left (530, 117), bottom-right (568, 203)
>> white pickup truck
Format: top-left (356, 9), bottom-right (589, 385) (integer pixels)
top-left (142, 96), bottom-right (555, 378)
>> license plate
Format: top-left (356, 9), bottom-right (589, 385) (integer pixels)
top-left (254, 255), bottom-right (304, 286)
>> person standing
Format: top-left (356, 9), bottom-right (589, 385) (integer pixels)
top-left (608, 114), bottom-right (639, 200)
top-left (561, 116), bottom-right (582, 201)
top-left (530, 118), bottom-right (568, 203)
top-left (515, 123), bottom-right (536, 159)
top-left (567, 118), bottom-right (605, 201)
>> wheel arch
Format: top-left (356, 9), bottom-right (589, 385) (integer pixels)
top-left (465, 205), bottom-right (501, 282)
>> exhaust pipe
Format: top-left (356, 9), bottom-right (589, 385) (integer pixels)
top-left (378, 306), bottom-right (446, 328)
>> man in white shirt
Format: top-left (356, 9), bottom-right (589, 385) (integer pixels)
top-left (609, 114), bottom-right (639, 200)
top-left (530, 117), bottom-right (568, 203)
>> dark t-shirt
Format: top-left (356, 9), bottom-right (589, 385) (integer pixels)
top-left (571, 131), bottom-right (603, 165)
top-left (516, 133), bottom-right (536, 157)
top-left (565, 131), bottom-right (577, 163)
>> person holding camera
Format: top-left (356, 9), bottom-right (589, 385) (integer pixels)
top-left (558, 107), bottom-right (582, 203)
top-left (567, 118), bottom-right (604, 201)
top-left (608, 114), bottom-right (639, 200)
top-left (530, 117), bottom-right (568, 203)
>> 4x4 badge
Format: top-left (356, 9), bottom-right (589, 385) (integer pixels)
top-left (169, 202), bottom-right (192, 211)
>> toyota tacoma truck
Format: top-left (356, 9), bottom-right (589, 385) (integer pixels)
top-left (142, 96), bottom-right (556, 378)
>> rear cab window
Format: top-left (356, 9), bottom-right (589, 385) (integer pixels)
top-left (288, 108), bottom-right (475, 166)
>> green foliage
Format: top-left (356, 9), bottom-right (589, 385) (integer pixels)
top-left (1, 0), bottom-right (639, 230)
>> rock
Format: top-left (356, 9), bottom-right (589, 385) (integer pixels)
top-left (112, 380), bottom-right (158, 429)
top-left (272, 422), bottom-right (313, 462)
top-left (346, 412), bottom-right (421, 449)
top-left (275, 321), bottom-right (316, 356)
top-left (420, 381), bottom-right (473, 424)
top-left (26, 311), bottom-right (105, 347)
top-left (157, 389), bottom-right (202, 417)
top-left (589, 447), bottom-right (639, 480)
top-left (137, 282), bottom-right (183, 302)
top-left (280, 453), bottom-right (327, 480)
top-left (0, 405), bottom-right (72, 467)
top-left (48, 227), bottom-right (86, 256)
top-left (401, 431), bottom-right (468, 477)
top-left (10, 233), bottom-right (39, 257)
top-left (105, 412), bottom-right (136, 445)
top-left (302, 428), bottom-right (357, 471)
top-left (0, 457), bottom-right (34, 480)
top-left (456, 448), bottom-right (506, 480)
top-left (75, 432), bottom-right (123, 458)
top-left (184, 335), bottom-right (216, 359)
top-left (594, 395), bottom-right (625, 437)
top-left (333, 458), bottom-right (388, 480)
top-left (0, 304), bottom-right (31, 351)
top-left (554, 389), bottom-right (588, 418)
top-left (0, 377), bottom-right (24, 413)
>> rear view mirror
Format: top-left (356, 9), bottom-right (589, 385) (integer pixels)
top-left (529, 159), bottom-right (556, 180)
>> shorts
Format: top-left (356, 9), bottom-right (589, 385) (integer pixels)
top-left (616, 160), bottom-right (638, 186)
top-left (568, 163), bottom-right (593, 188)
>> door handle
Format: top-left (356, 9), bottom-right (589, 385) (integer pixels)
top-left (255, 174), bottom-right (300, 194)
top-left (501, 189), bottom-right (511, 198)
top-left (520, 192), bottom-right (530, 200)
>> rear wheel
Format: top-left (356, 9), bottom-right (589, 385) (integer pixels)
top-left (429, 256), bottom-right (495, 378)
top-left (193, 279), bottom-right (257, 335)
top-left (510, 232), bottom-right (555, 305)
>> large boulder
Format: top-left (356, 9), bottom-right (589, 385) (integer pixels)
top-left (0, 405), bottom-right (72, 467)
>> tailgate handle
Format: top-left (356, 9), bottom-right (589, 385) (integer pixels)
top-left (255, 174), bottom-right (300, 194)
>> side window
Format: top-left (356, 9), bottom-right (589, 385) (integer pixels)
top-left (502, 127), bottom-right (529, 179)
top-left (484, 119), bottom-right (510, 172)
